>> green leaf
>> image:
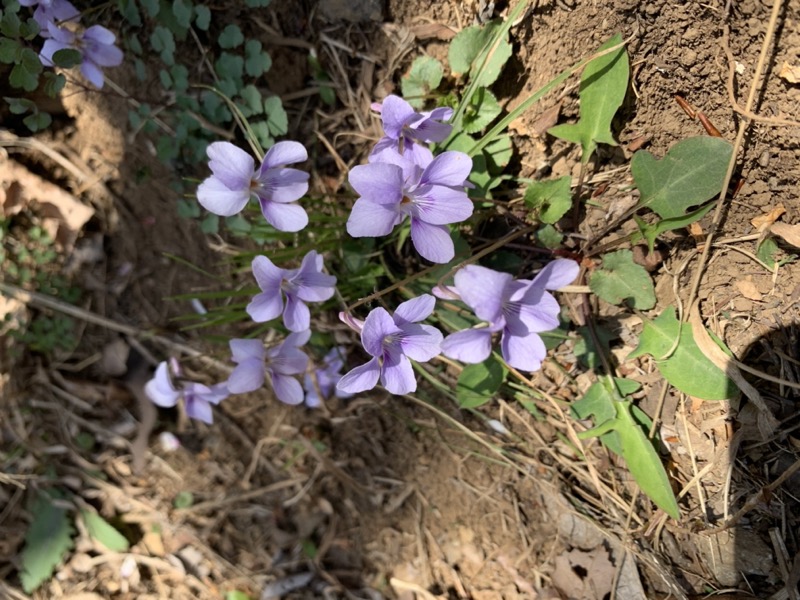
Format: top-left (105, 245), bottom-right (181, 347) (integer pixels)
top-left (23, 111), bottom-right (51, 131)
top-left (573, 324), bottom-right (615, 370)
top-left (172, 0), bottom-right (192, 28)
top-left (218, 24), bottom-right (244, 49)
top-left (589, 249), bottom-right (655, 309)
top-left (632, 202), bottom-right (714, 253)
top-left (215, 52), bottom-right (244, 82)
top-left (548, 33), bottom-right (629, 162)
top-left (263, 95), bottom-right (287, 135)
top-left (150, 26), bottom-right (175, 65)
top-left (571, 377), bottom-right (641, 455)
top-left (462, 87), bottom-right (501, 134)
top-left (448, 22), bottom-right (511, 88)
top-left (483, 134), bottom-right (512, 172)
top-left (52, 48), bottom-right (82, 68)
top-left (81, 510), bottom-right (130, 552)
top-left (140, 0), bottom-right (160, 17)
top-left (536, 224), bottom-right (562, 248)
top-left (42, 71), bottom-right (66, 97)
top-left (9, 62), bottom-right (39, 91)
top-left (5, 96), bottom-right (34, 114)
top-left (1, 9), bottom-right (21, 37)
top-left (118, 0), bottom-right (141, 26)
top-left (238, 84), bottom-right (262, 116)
top-left (20, 491), bottom-right (75, 593)
top-left (401, 55), bottom-right (443, 109)
top-left (524, 176), bottom-right (572, 224)
top-left (0, 37), bottom-right (19, 63)
top-left (628, 306), bottom-right (737, 400)
top-left (226, 592), bottom-right (252, 600)
top-left (194, 4), bottom-right (210, 30)
top-left (632, 136), bottom-right (734, 219)
top-left (244, 39), bottom-right (271, 77)
top-left (456, 355), bottom-right (507, 408)
top-left (245, 0), bottom-right (271, 5)
top-left (174, 490), bottom-right (194, 508)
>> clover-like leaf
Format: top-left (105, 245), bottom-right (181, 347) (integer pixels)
top-left (23, 111), bottom-right (51, 131)
top-left (263, 95), bottom-right (287, 135)
top-left (218, 24), bottom-right (244, 49)
top-left (172, 0), bottom-right (192, 28)
top-left (245, 39), bottom-right (271, 77)
top-left (632, 136), bottom-right (733, 219)
top-left (194, 5), bottom-right (210, 30)
top-left (401, 55), bottom-right (443, 109)
top-left (150, 26), bottom-right (175, 65)
top-left (548, 33), bottom-right (629, 163)
top-left (524, 176), bottom-right (572, 224)
top-left (628, 306), bottom-right (737, 400)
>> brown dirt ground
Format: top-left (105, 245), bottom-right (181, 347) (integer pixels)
top-left (2, 0), bottom-right (800, 598)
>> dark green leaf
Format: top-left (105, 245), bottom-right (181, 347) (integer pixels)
top-left (215, 52), bottom-right (244, 82)
top-left (53, 48), bottom-right (82, 68)
top-left (23, 111), bottom-right (51, 131)
top-left (244, 39), bottom-right (271, 77)
top-left (0, 37), bottom-right (19, 63)
top-left (218, 24), bottom-right (244, 49)
top-left (172, 0), bottom-right (192, 28)
top-left (150, 26), bottom-right (175, 65)
top-left (1, 9), bottom-right (21, 37)
top-left (10, 62), bottom-right (39, 91)
top-left (140, 0), bottom-right (160, 17)
top-left (264, 95), bottom-right (287, 135)
top-left (5, 96), bottom-right (34, 114)
top-left (194, 5), bottom-right (210, 30)
top-left (118, 0), bottom-right (141, 25)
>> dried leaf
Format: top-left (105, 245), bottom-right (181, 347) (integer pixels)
top-left (779, 61), bottom-right (800, 84)
top-left (735, 278), bottom-right (762, 301)
top-left (751, 204), bottom-right (785, 231)
top-left (771, 222), bottom-right (800, 248)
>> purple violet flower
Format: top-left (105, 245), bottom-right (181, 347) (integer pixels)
top-left (303, 346), bottom-right (353, 407)
top-left (226, 331), bottom-right (310, 405)
top-left (19, 0), bottom-right (79, 33)
top-left (369, 95), bottom-right (453, 165)
top-left (337, 295), bottom-right (443, 395)
top-left (145, 361), bottom-right (229, 425)
top-left (40, 23), bottom-right (123, 88)
top-left (197, 141), bottom-right (310, 232)
top-left (247, 251), bottom-right (337, 332)
top-left (347, 151), bottom-right (473, 263)
top-left (438, 259), bottom-right (579, 372)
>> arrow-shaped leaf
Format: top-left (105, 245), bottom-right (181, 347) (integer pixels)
top-left (548, 33), bottom-right (629, 162)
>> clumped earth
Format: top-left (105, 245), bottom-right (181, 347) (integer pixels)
top-left (2, 0), bottom-right (800, 598)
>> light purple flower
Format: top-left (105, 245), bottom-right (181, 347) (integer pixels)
top-left (370, 95), bottom-right (453, 165)
top-left (20, 0), bottom-right (79, 33)
top-left (197, 141), bottom-right (309, 232)
top-left (145, 361), bottom-right (229, 425)
top-left (438, 259), bottom-right (579, 371)
top-left (247, 251), bottom-right (336, 332)
top-left (347, 151), bottom-right (473, 263)
top-left (303, 346), bottom-right (353, 407)
top-left (226, 331), bottom-right (310, 405)
top-left (337, 295), bottom-right (443, 395)
top-left (40, 23), bottom-right (123, 88)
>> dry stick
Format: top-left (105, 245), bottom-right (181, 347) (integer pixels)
top-left (0, 282), bottom-right (231, 374)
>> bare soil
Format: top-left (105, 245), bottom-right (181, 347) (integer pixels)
top-left (2, 0), bottom-right (800, 598)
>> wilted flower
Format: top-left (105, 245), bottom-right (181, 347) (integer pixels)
top-left (369, 95), bottom-right (453, 165)
top-left (226, 331), bottom-right (310, 405)
top-left (39, 23), bottom-right (123, 88)
top-left (337, 295), bottom-right (443, 395)
top-left (303, 346), bottom-right (353, 407)
top-left (437, 259), bottom-right (579, 371)
top-left (247, 251), bottom-right (337, 332)
top-left (145, 361), bottom-right (229, 424)
top-left (347, 151), bottom-right (473, 263)
top-left (197, 141), bottom-right (309, 232)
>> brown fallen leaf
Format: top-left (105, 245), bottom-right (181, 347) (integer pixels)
top-left (735, 278), bottom-right (762, 301)
top-left (779, 61), bottom-right (800, 84)
top-left (751, 203), bottom-right (785, 231)
top-left (771, 221), bottom-right (800, 248)
top-left (409, 22), bottom-right (456, 40)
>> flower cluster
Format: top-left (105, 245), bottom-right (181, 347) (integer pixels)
top-left (145, 93), bottom-right (579, 424)
top-left (19, 0), bottom-right (123, 89)
top-left (347, 95), bottom-right (474, 264)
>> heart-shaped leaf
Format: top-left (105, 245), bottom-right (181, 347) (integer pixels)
top-left (548, 33), bottom-right (629, 162)
top-left (401, 56), bottom-right (443, 109)
top-left (628, 306), bottom-right (737, 400)
top-left (632, 136), bottom-right (733, 219)
top-left (589, 249), bottom-right (655, 309)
